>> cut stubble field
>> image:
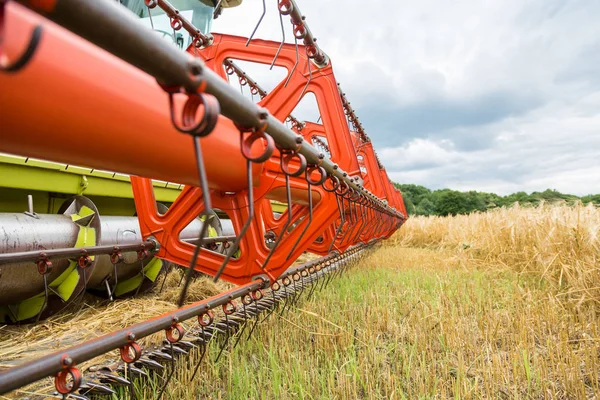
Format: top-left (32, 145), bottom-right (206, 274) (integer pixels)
top-left (131, 203), bottom-right (600, 399)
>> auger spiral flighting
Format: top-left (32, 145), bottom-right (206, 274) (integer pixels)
top-left (0, 0), bottom-right (406, 397)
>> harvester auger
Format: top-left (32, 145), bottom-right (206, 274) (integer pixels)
top-left (0, 0), bottom-right (406, 397)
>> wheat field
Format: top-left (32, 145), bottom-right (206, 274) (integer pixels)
top-left (117, 202), bottom-right (600, 399)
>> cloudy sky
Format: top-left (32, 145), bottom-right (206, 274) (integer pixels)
top-left (213, 0), bottom-right (600, 195)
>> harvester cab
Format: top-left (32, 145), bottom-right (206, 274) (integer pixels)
top-left (122, 0), bottom-right (242, 48)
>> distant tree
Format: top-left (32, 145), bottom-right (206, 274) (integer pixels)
top-left (392, 183), bottom-right (598, 216)
top-left (434, 190), bottom-right (470, 216)
top-left (582, 194), bottom-right (600, 205)
top-left (415, 198), bottom-right (435, 216)
top-left (394, 184), bottom-right (431, 215)
top-left (465, 191), bottom-right (487, 213)
top-left (403, 197), bottom-right (416, 215)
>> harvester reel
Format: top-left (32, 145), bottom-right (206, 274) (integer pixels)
top-left (0, 196), bottom-right (101, 323)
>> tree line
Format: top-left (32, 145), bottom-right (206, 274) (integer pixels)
top-left (394, 184), bottom-right (600, 217)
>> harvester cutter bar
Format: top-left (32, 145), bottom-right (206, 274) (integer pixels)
top-left (0, 243), bottom-right (372, 396)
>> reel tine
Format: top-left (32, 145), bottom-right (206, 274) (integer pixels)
top-left (178, 136), bottom-right (214, 307)
top-left (214, 159), bottom-right (254, 282)
top-left (284, 36), bottom-right (299, 87)
top-left (286, 181), bottom-right (313, 260)
top-left (231, 307), bottom-right (247, 349)
top-left (270, 0), bottom-right (286, 69)
top-left (190, 314), bottom-right (212, 382)
top-left (246, 0), bottom-right (267, 46)
top-left (328, 194), bottom-right (346, 252)
top-left (299, 45), bottom-right (313, 101)
top-left (261, 170), bottom-right (297, 271)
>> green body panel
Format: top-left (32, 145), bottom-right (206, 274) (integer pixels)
top-left (114, 258), bottom-right (164, 297)
top-left (0, 154), bottom-right (183, 214)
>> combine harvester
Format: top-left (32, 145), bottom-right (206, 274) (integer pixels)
top-left (0, 0), bottom-right (406, 397)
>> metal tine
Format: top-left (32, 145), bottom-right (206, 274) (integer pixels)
top-left (344, 197), bottom-right (358, 242)
top-left (278, 282), bottom-right (291, 315)
top-left (358, 201), bottom-right (370, 240)
top-left (328, 194), bottom-right (346, 252)
top-left (323, 263), bottom-right (338, 288)
top-left (317, 265), bottom-right (330, 292)
top-left (214, 313), bottom-right (231, 362)
top-left (97, 371), bottom-right (131, 386)
top-left (214, 159), bottom-right (253, 282)
top-left (356, 201), bottom-right (370, 241)
top-left (313, 268), bottom-right (327, 295)
top-left (246, 296), bottom-right (261, 340)
top-left (259, 287), bottom-right (279, 322)
top-left (284, 36), bottom-right (300, 87)
top-left (239, 72), bottom-right (245, 96)
top-left (294, 273), bottom-right (307, 303)
top-left (215, 318), bottom-right (241, 329)
top-left (135, 357), bottom-right (165, 372)
top-left (108, 257), bottom-right (119, 300)
top-left (78, 380), bottom-right (117, 396)
top-left (246, 0), bottom-right (267, 46)
top-left (299, 45), bottom-right (313, 101)
top-left (203, 325), bottom-right (227, 335)
top-left (362, 204), bottom-right (375, 238)
top-left (292, 274), bottom-right (307, 303)
top-left (286, 181), bottom-right (313, 260)
top-left (171, 340), bottom-right (196, 351)
top-left (178, 136), bottom-right (213, 306)
top-left (270, 0), bottom-right (286, 69)
top-left (146, 3), bottom-right (155, 30)
top-left (161, 345), bottom-right (187, 356)
top-left (158, 261), bottom-right (170, 293)
top-left (133, 257), bottom-right (146, 297)
top-left (305, 272), bottom-right (320, 300)
top-left (156, 341), bottom-right (177, 399)
top-left (347, 200), bottom-right (365, 245)
top-left (125, 362), bottom-right (138, 400)
top-left (66, 394), bottom-right (90, 400)
top-left (261, 173), bottom-right (294, 271)
top-left (190, 325), bottom-right (210, 381)
top-left (288, 277), bottom-right (299, 305)
top-left (346, 201), bottom-right (362, 244)
top-left (232, 302), bottom-right (250, 349)
top-left (148, 351), bottom-right (173, 364)
top-left (338, 195), bottom-right (356, 247)
top-left (117, 364), bottom-right (147, 379)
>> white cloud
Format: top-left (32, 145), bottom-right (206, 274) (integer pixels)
top-left (212, 0), bottom-right (600, 195)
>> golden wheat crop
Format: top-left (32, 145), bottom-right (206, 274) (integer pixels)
top-left (391, 203), bottom-right (600, 305)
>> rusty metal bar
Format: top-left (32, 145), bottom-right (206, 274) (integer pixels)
top-left (224, 59), bottom-right (304, 132)
top-left (224, 58), bottom-right (268, 98)
top-left (338, 83), bottom-right (369, 144)
top-left (284, 0), bottom-right (328, 68)
top-left (0, 236), bottom-right (237, 265)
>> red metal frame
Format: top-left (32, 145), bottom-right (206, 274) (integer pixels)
top-left (0, 4), bottom-right (406, 286)
top-left (130, 33), bottom-right (405, 284)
